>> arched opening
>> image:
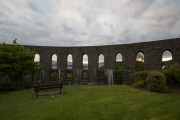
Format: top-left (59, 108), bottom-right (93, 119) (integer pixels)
top-left (162, 50), bottom-right (173, 69)
top-left (98, 54), bottom-right (104, 69)
top-left (98, 54), bottom-right (105, 84)
top-left (34, 53), bottom-right (40, 63)
top-left (33, 53), bottom-right (41, 81)
top-left (116, 53), bottom-right (123, 71)
top-left (67, 54), bottom-right (73, 69)
top-left (115, 53), bottom-right (123, 84)
top-left (136, 52), bottom-right (144, 71)
top-left (82, 54), bottom-right (89, 82)
top-left (66, 54), bottom-right (73, 81)
top-left (83, 54), bottom-right (88, 70)
top-left (52, 54), bottom-right (57, 69)
top-left (162, 50), bottom-right (173, 62)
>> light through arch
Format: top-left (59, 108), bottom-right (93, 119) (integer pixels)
top-left (52, 54), bottom-right (57, 69)
top-left (67, 54), bottom-right (73, 69)
top-left (98, 54), bottom-right (104, 69)
top-left (162, 50), bottom-right (172, 62)
top-left (34, 53), bottom-right (40, 62)
top-left (83, 54), bottom-right (88, 69)
top-left (136, 52), bottom-right (144, 62)
top-left (116, 53), bottom-right (122, 62)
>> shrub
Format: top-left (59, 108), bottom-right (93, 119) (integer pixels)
top-left (146, 71), bottom-right (167, 93)
top-left (0, 82), bottom-right (16, 92)
top-left (0, 81), bottom-right (32, 92)
top-left (66, 71), bottom-right (73, 81)
top-left (168, 64), bottom-right (180, 84)
top-left (50, 71), bottom-right (58, 81)
top-left (135, 61), bottom-right (144, 71)
top-left (19, 80), bottom-right (32, 89)
top-left (161, 70), bottom-right (175, 85)
top-left (162, 64), bottom-right (180, 85)
top-left (131, 71), bottom-right (148, 87)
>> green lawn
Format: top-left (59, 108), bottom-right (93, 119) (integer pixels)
top-left (0, 85), bottom-right (179, 120)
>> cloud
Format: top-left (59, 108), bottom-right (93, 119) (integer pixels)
top-left (0, 0), bottom-right (180, 46)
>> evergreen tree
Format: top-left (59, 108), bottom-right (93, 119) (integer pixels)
top-left (0, 39), bottom-right (39, 87)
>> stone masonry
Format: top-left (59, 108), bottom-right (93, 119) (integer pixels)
top-left (26, 38), bottom-right (180, 85)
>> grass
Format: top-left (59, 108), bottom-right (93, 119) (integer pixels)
top-left (0, 85), bottom-right (180, 120)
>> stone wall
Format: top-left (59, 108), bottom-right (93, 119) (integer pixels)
top-left (26, 38), bottom-right (180, 85)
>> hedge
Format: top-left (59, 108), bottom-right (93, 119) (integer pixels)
top-left (146, 71), bottom-right (167, 93)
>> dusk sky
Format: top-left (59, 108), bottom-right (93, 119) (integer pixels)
top-left (0, 0), bottom-right (180, 46)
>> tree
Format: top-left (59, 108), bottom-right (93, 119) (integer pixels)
top-left (0, 39), bottom-right (39, 88)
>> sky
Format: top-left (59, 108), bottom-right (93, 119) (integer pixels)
top-left (0, 0), bottom-right (180, 46)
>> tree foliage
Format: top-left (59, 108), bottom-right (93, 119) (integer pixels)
top-left (0, 40), bottom-right (39, 85)
top-left (162, 62), bottom-right (180, 84)
top-left (115, 61), bottom-right (123, 84)
top-left (136, 61), bottom-right (144, 71)
top-left (82, 71), bottom-right (88, 81)
top-left (98, 70), bottom-right (104, 81)
top-left (115, 61), bottom-right (123, 71)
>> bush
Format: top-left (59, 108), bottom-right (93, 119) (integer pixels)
top-left (135, 61), bottom-right (144, 71)
top-left (146, 71), bottom-right (167, 93)
top-left (168, 64), bottom-right (180, 84)
top-left (162, 70), bottom-right (175, 85)
top-left (0, 80), bottom-right (32, 92)
top-left (163, 61), bottom-right (180, 85)
top-left (50, 71), bottom-right (58, 81)
top-left (162, 64), bottom-right (180, 85)
top-left (131, 71), bottom-right (148, 87)
top-left (19, 80), bottom-right (32, 89)
top-left (0, 82), bottom-right (17, 92)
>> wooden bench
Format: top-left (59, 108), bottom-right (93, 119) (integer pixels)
top-left (34, 83), bottom-right (63, 97)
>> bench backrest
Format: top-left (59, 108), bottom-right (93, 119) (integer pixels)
top-left (34, 84), bottom-right (63, 90)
